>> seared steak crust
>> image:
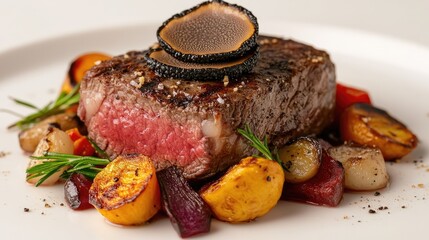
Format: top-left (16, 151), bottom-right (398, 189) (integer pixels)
top-left (78, 36), bottom-right (336, 179)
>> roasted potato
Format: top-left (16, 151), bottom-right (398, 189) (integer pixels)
top-left (19, 113), bottom-right (80, 152)
top-left (61, 52), bottom-right (111, 94)
top-left (89, 154), bottom-right (161, 225)
top-left (340, 103), bottom-right (418, 160)
top-left (328, 144), bottom-right (389, 191)
top-left (200, 157), bottom-right (284, 223)
top-left (278, 137), bottom-right (322, 183)
top-left (27, 126), bottom-right (74, 185)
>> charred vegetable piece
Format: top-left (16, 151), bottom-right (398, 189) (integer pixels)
top-left (144, 47), bottom-right (258, 80)
top-left (64, 173), bottom-right (93, 210)
top-left (60, 52), bottom-right (111, 94)
top-left (26, 126), bottom-right (74, 186)
top-left (66, 128), bottom-right (95, 156)
top-left (200, 157), bottom-right (284, 222)
top-left (328, 144), bottom-right (388, 191)
top-left (340, 103), bottom-right (418, 160)
top-left (157, 0), bottom-right (258, 63)
top-left (335, 83), bottom-right (371, 123)
top-left (278, 137), bottom-right (322, 183)
top-left (19, 113), bottom-right (80, 152)
top-left (89, 154), bottom-right (161, 225)
top-left (157, 166), bottom-right (211, 238)
top-left (282, 150), bottom-right (344, 207)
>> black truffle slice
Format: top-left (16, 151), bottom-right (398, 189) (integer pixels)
top-left (157, 0), bottom-right (258, 63)
top-left (144, 47), bottom-right (258, 81)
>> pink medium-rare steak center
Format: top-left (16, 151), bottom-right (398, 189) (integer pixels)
top-left (91, 98), bottom-right (208, 166)
top-left (78, 35), bottom-right (336, 179)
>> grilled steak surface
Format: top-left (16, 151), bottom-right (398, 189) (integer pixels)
top-left (78, 36), bottom-right (336, 179)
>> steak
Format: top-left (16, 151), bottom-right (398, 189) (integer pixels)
top-left (78, 35), bottom-right (336, 179)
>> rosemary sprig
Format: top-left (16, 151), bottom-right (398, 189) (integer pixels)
top-left (7, 84), bottom-right (80, 130)
top-left (237, 124), bottom-right (281, 164)
top-left (88, 138), bottom-right (109, 159)
top-left (27, 152), bottom-right (110, 187)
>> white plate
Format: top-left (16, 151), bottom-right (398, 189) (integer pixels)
top-left (0, 22), bottom-right (428, 240)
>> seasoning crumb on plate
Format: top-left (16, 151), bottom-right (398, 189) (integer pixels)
top-left (0, 151), bottom-right (10, 158)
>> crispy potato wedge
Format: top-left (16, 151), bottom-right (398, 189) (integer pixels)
top-left (278, 137), bottom-right (322, 183)
top-left (328, 144), bottom-right (389, 191)
top-left (340, 103), bottom-right (418, 160)
top-left (27, 126), bottom-right (74, 185)
top-left (89, 154), bottom-right (161, 225)
top-left (61, 52), bottom-right (111, 94)
top-left (19, 113), bottom-right (80, 152)
top-left (200, 157), bottom-right (284, 223)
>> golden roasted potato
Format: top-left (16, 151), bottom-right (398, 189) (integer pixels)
top-left (200, 157), bottom-right (284, 223)
top-left (278, 137), bottom-right (322, 183)
top-left (27, 126), bottom-right (74, 185)
top-left (19, 113), bottom-right (80, 152)
top-left (89, 154), bottom-right (161, 225)
top-left (340, 103), bottom-right (418, 160)
top-left (328, 144), bottom-right (389, 191)
top-left (61, 52), bottom-right (111, 94)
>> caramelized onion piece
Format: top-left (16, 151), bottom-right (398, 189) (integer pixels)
top-left (144, 47), bottom-right (258, 80)
top-left (157, 0), bottom-right (258, 63)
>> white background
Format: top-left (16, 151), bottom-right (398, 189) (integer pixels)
top-left (1, 0), bottom-right (429, 53)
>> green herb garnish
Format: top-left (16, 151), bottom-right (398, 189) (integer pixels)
top-left (27, 152), bottom-right (110, 187)
top-left (7, 84), bottom-right (80, 130)
top-left (237, 124), bottom-right (281, 163)
top-left (88, 138), bottom-right (109, 159)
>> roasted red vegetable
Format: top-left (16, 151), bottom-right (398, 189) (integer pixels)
top-left (67, 127), bottom-right (83, 141)
top-left (335, 83), bottom-right (371, 123)
top-left (157, 166), bottom-right (211, 238)
top-left (64, 173), bottom-right (93, 210)
top-left (66, 128), bottom-right (95, 156)
top-left (281, 150), bottom-right (344, 207)
top-left (73, 137), bottom-right (95, 156)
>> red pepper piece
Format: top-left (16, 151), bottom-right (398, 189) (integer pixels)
top-left (73, 137), bottom-right (95, 156)
top-left (335, 83), bottom-right (371, 123)
top-left (66, 128), bottom-right (83, 142)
